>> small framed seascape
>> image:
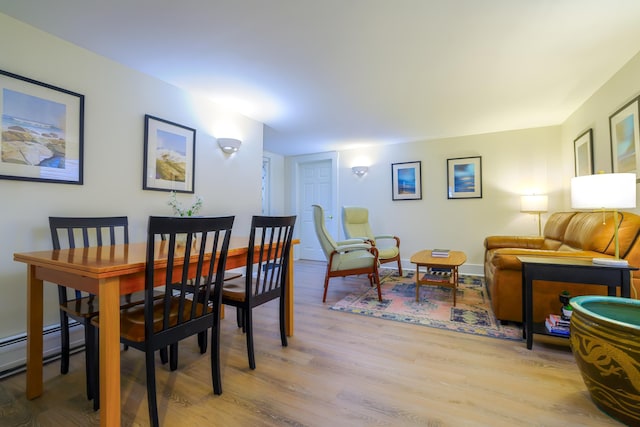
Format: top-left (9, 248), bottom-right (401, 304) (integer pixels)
top-left (447, 156), bottom-right (482, 199)
top-left (391, 161), bottom-right (422, 200)
top-left (609, 96), bottom-right (640, 181)
top-left (0, 69), bottom-right (84, 184)
top-left (143, 114), bottom-right (196, 193)
top-left (574, 128), bottom-right (594, 177)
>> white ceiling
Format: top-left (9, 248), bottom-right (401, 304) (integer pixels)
top-left (2, 0), bottom-right (640, 156)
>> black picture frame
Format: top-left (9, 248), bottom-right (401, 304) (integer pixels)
top-left (0, 69), bottom-right (84, 184)
top-left (574, 128), bottom-right (594, 177)
top-left (447, 156), bottom-right (482, 199)
top-left (391, 161), bottom-right (422, 200)
top-left (609, 96), bottom-right (640, 181)
top-left (143, 114), bottom-right (196, 193)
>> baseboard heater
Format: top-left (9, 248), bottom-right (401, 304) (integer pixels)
top-left (0, 322), bottom-right (85, 380)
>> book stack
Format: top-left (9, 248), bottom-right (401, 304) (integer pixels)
top-left (545, 313), bottom-right (570, 336)
top-left (431, 249), bottom-right (450, 258)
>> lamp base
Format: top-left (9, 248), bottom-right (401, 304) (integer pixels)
top-left (592, 257), bottom-right (629, 267)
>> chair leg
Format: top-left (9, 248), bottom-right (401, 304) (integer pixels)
top-left (245, 308), bottom-right (256, 370)
top-left (92, 328), bottom-right (99, 411)
top-left (211, 319), bottom-right (222, 395)
top-left (322, 272), bottom-right (330, 303)
top-left (397, 259), bottom-right (403, 276)
top-left (279, 296), bottom-right (287, 348)
top-left (236, 307), bottom-right (244, 329)
top-left (169, 343), bottom-right (178, 371)
top-left (198, 331), bottom-right (208, 354)
top-left (374, 272), bottom-right (382, 301)
top-left (59, 310), bottom-right (70, 375)
top-left (84, 323), bottom-right (95, 401)
top-left (145, 350), bottom-right (160, 427)
top-left (159, 347), bottom-right (168, 364)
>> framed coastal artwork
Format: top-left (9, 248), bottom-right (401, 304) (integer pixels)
top-left (610, 96), bottom-right (640, 181)
top-left (391, 161), bottom-right (422, 200)
top-left (143, 114), bottom-right (196, 193)
top-left (573, 128), bottom-right (594, 177)
top-left (0, 69), bottom-right (84, 184)
top-left (447, 156), bottom-right (482, 199)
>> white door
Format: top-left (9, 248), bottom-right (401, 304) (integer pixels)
top-left (291, 153), bottom-right (338, 261)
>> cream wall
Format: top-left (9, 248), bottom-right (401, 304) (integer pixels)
top-left (561, 50), bottom-right (640, 209)
top-left (336, 126), bottom-right (563, 274)
top-left (0, 14), bottom-right (264, 341)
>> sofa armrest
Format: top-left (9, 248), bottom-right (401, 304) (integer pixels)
top-left (484, 236), bottom-right (545, 250)
top-left (491, 248), bottom-right (600, 270)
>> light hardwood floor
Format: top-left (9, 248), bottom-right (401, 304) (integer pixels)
top-left (0, 260), bottom-right (624, 426)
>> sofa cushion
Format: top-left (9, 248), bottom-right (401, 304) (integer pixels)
top-left (541, 212), bottom-right (576, 249)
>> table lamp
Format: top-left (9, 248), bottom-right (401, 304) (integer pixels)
top-left (520, 194), bottom-right (548, 236)
top-left (571, 173), bottom-right (637, 265)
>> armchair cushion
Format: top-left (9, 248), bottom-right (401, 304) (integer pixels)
top-left (331, 249), bottom-right (377, 271)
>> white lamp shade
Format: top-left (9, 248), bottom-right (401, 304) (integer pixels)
top-left (571, 173), bottom-right (637, 209)
top-left (520, 195), bottom-right (548, 212)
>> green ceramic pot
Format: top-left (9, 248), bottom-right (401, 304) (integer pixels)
top-left (570, 295), bottom-right (640, 426)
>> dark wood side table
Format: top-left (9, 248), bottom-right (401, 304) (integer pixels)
top-left (518, 256), bottom-right (637, 350)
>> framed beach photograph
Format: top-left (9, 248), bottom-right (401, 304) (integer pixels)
top-left (610, 96), bottom-right (640, 180)
top-left (0, 69), bottom-right (84, 184)
top-left (391, 161), bottom-right (422, 200)
top-left (143, 114), bottom-right (196, 193)
top-left (447, 156), bottom-right (482, 199)
top-left (574, 128), bottom-right (594, 177)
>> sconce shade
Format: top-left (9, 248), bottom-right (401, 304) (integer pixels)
top-left (217, 138), bottom-right (242, 154)
top-left (520, 195), bottom-right (548, 213)
top-left (352, 166), bottom-right (369, 177)
top-left (571, 173), bottom-right (636, 210)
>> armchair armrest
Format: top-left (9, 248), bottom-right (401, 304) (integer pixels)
top-left (374, 234), bottom-right (400, 246)
top-left (484, 236), bottom-right (544, 250)
top-left (336, 238), bottom-right (367, 246)
top-left (334, 243), bottom-right (372, 253)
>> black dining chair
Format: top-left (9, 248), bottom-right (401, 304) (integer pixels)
top-left (91, 215), bottom-right (234, 427)
top-left (219, 215), bottom-right (296, 369)
top-left (49, 216), bottom-right (131, 403)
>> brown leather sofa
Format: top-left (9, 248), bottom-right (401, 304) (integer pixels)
top-left (484, 211), bottom-right (640, 323)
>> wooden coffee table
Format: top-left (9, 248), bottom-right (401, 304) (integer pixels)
top-left (410, 250), bottom-right (467, 305)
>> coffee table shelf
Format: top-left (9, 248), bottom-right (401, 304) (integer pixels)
top-left (410, 250), bottom-right (466, 305)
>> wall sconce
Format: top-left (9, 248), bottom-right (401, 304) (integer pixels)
top-left (352, 166), bottom-right (369, 177)
top-left (520, 194), bottom-right (548, 236)
top-left (217, 138), bottom-right (242, 154)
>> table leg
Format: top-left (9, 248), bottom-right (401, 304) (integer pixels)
top-left (285, 250), bottom-right (294, 337)
top-left (26, 264), bottom-right (43, 399)
top-left (452, 266), bottom-right (458, 307)
top-left (415, 264), bottom-right (420, 302)
top-left (98, 277), bottom-right (121, 427)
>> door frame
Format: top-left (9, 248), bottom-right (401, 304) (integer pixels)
top-left (288, 151), bottom-right (339, 259)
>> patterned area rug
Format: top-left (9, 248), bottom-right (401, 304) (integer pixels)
top-left (330, 270), bottom-right (523, 341)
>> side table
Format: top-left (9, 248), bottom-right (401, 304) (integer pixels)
top-left (518, 256), bottom-right (637, 350)
top-left (410, 250), bottom-right (466, 305)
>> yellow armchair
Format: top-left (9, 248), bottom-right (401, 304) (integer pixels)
top-left (342, 206), bottom-right (402, 275)
top-left (312, 205), bottom-right (381, 302)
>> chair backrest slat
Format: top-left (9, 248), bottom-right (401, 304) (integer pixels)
top-left (245, 215), bottom-right (296, 305)
top-left (145, 216), bottom-right (234, 348)
top-left (49, 216), bottom-right (129, 300)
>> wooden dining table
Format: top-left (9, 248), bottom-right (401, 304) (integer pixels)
top-left (13, 236), bottom-right (298, 427)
